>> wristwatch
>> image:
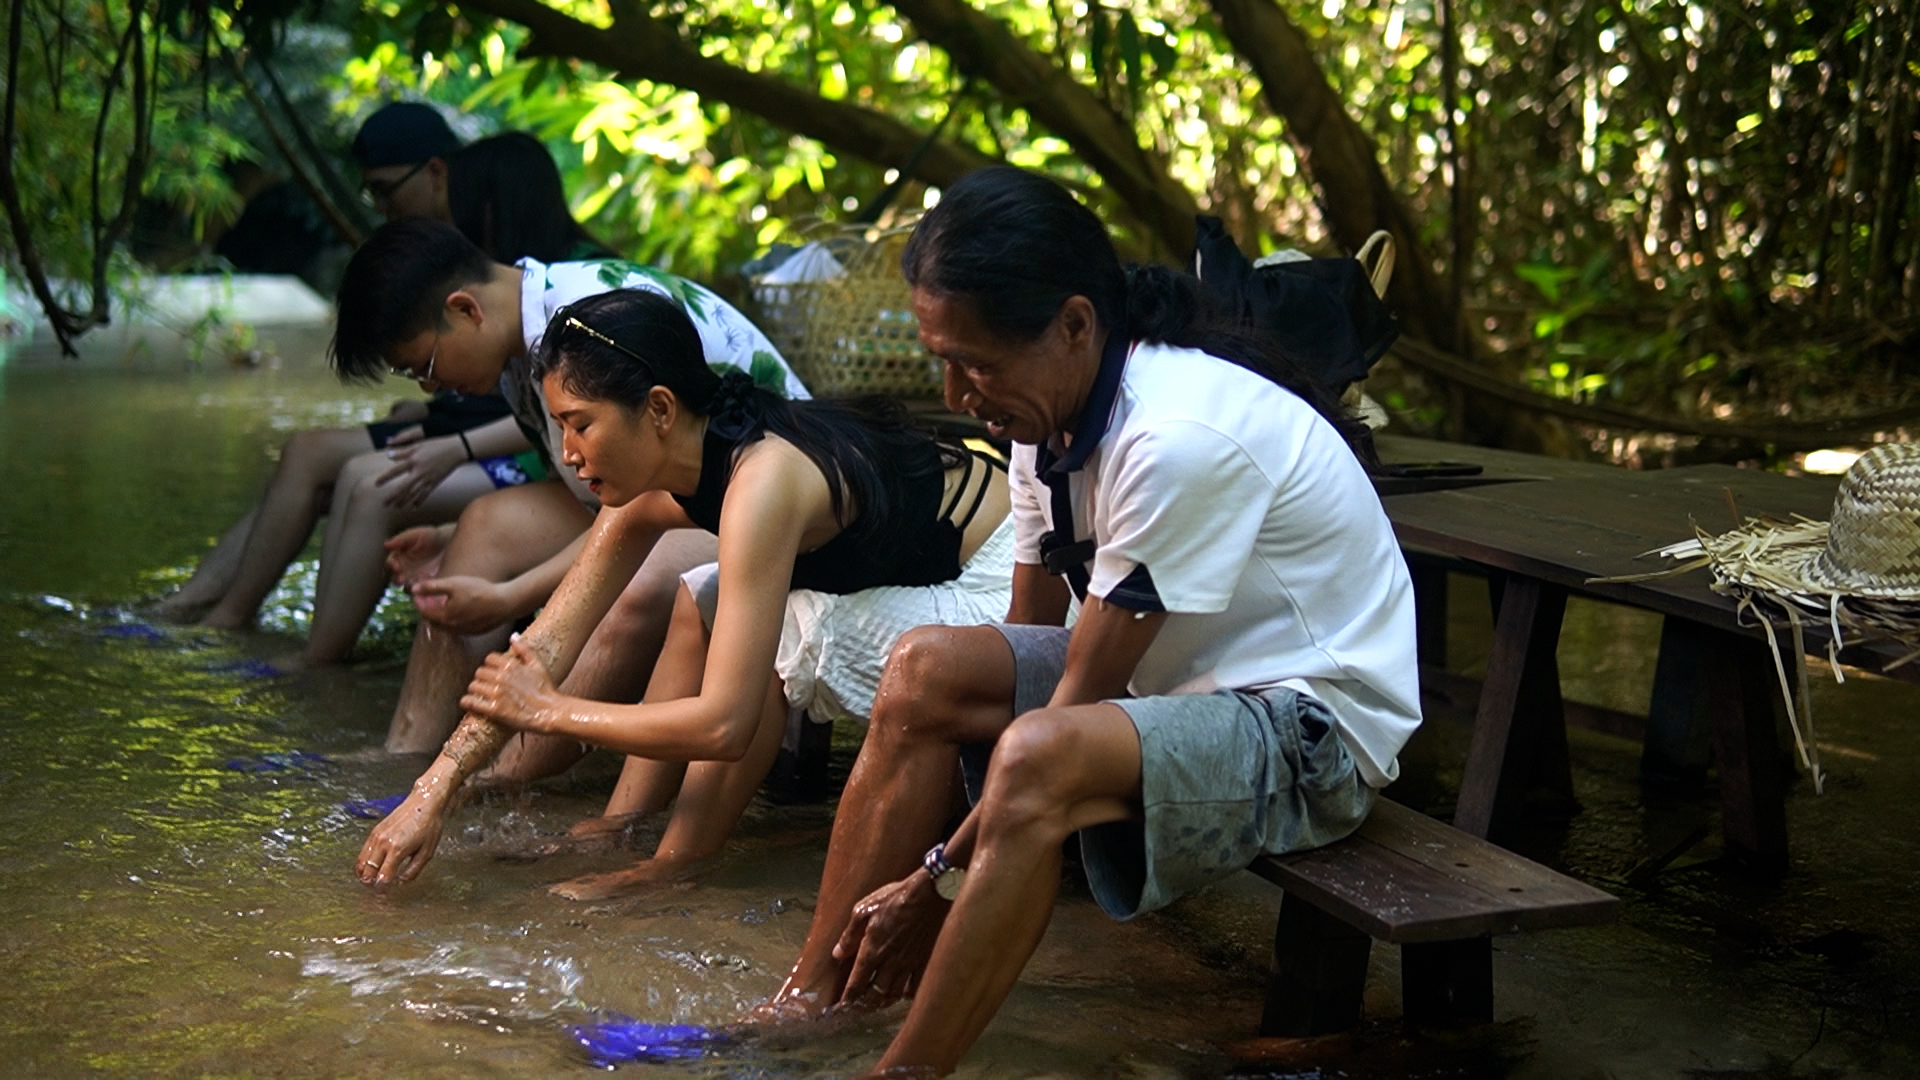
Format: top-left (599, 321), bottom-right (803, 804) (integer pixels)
top-left (923, 842), bottom-right (967, 901)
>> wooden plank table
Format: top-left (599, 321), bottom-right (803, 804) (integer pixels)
top-left (1371, 439), bottom-right (1895, 875)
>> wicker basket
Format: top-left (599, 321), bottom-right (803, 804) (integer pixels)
top-left (752, 220), bottom-right (944, 400)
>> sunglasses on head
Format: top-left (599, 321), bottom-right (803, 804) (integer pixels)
top-left (562, 314), bottom-right (653, 371)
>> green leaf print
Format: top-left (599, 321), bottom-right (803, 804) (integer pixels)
top-left (591, 260), bottom-right (709, 321)
top-left (748, 351), bottom-right (788, 394)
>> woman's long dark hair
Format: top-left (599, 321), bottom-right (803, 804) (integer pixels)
top-left (532, 289), bottom-right (961, 552)
top-left (448, 133), bottom-right (615, 263)
top-left (900, 166), bottom-right (1368, 456)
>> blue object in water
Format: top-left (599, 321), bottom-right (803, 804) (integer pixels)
top-left (101, 621), bottom-right (165, 640)
top-left (569, 1017), bottom-right (725, 1065)
top-left (342, 794), bottom-right (408, 819)
top-left (209, 658), bottom-right (282, 679)
top-left (223, 750), bottom-right (332, 773)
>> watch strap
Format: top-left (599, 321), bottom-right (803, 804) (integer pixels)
top-left (923, 842), bottom-right (953, 879)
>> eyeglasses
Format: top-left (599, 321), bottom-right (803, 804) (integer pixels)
top-left (388, 336), bottom-right (439, 383)
top-left (563, 316), bottom-right (652, 370)
top-left (362, 159), bottom-right (430, 206)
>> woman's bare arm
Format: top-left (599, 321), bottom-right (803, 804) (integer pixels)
top-left (460, 442), bottom-right (827, 762)
top-left (355, 491), bottom-right (692, 885)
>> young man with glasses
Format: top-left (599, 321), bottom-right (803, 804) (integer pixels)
top-left (352, 101), bottom-right (462, 223)
top-left (152, 104), bottom-right (525, 660)
top-left (329, 219), bottom-right (808, 811)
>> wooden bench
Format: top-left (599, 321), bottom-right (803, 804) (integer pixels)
top-left (1249, 798), bottom-right (1618, 1034)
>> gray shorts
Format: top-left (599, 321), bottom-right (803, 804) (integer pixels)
top-left (969, 623), bottom-right (1375, 920)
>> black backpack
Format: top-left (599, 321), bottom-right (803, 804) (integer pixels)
top-left (1190, 214), bottom-right (1398, 393)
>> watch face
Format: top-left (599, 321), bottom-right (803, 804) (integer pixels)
top-left (934, 865), bottom-right (967, 902)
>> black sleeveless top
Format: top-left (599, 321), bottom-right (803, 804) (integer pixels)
top-left (670, 421), bottom-right (999, 595)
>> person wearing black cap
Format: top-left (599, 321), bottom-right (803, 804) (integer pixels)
top-left (352, 101), bottom-right (463, 222)
top-left (152, 103), bottom-right (502, 645)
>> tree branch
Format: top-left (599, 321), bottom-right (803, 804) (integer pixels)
top-left (888, 0), bottom-right (1200, 257)
top-left (0, 0), bottom-right (148, 354)
top-left (1391, 334), bottom-right (1920, 451)
top-left (456, 0), bottom-right (997, 188)
top-left (1208, 0), bottom-right (1462, 349)
top-left (227, 47), bottom-right (365, 247)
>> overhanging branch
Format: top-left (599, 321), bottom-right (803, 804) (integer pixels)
top-left (1391, 335), bottom-right (1920, 451)
top-left (889, 0), bottom-right (1200, 257)
top-left (457, 0), bottom-right (997, 187)
top-left (1209, 0), bottom-right (1462, 349)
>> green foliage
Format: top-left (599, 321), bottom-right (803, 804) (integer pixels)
top-left (1, 0), bottom-right (254, 301)
top-left (10, 0), bottom-right (1915, 444)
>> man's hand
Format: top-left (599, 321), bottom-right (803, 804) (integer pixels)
top-left (832, 870), bottom-right (951, 1008)
top-left (384, 525), bottom-right (452, 588)
top-left (356, 780), bottom-right (454, 886)
top-left (377, 433), bottom-right (468, 509)
top-left (460, 636), bottom-right (561, 734)
top-left (410, 575), bottom-right (513, 633)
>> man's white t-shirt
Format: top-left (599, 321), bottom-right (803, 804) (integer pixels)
top-left (1008, 341), bottom-right (1420, 787)
top-left (504, 257), bottom-right (810, 506)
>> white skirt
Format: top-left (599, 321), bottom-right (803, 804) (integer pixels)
top-left (681, 516), bottom-right (1016, 724)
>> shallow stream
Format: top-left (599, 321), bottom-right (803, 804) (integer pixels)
top-left (2, 327), bottom-right (1917, 1078)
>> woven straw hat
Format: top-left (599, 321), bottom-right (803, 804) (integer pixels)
top-left (1592, 442), bottom-right (1920, 794)
top-left (1694, 442), bottom-right (1920, 601)
top-left (1798, 443), bottom-right (1920, 595)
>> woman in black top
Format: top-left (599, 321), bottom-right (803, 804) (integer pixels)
top-left (372, 287), bottom-right (1009, 898)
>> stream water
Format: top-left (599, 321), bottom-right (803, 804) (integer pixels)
top-left (0, 328), bottom-right (1258, 1077)
top-left (2, 326), bottom-right (1917, 1078)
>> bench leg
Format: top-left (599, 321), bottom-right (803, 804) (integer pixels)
top-left (1455, 576), bottom-right (1573, 840)
top-left (1401, 937), bottom-right (1494, 1028)
top-left (1263, 895), bottom-right (1373, 1036)
top-left (1702, 629), bottom-right (1790, 876)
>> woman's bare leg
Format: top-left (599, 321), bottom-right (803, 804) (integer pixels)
top-left (383, 481), bottom-right (593, 753)
top-left (533, 582), bottom-right (711, 842)
top-left (200, 427), bottom-right (375, 629)
top-left (301, 453), bottom-right (497, 666)
top-left (550, 586), bottom-right (791, 900)
top-left (484, 528), bottom-right (721, 785)
top-left (153, 508), bottom-right (258, 621)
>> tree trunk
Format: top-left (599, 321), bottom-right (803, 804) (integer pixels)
top-left (459, 0), bottom-right (998, 188)
top-left (1207, 0), bottom-right (1463, 350)
top-left (888, 0), bottom-right (1200, 258)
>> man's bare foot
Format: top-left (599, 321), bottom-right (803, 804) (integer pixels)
top-left (267, 651), bottom-right (318, 674)
top-left (549, 857), bottom-right (698, 901)
top-left (197, 608), bottom-right (251, 631)
top-left (150, 593), bottom-right (214, 624)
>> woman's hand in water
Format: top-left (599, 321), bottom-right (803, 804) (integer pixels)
top-left (461, 636), bottom-right (563, 734)
top-left (831, 870), bottom-right (950, 1009)
top-left (377, 431), bottom-right (468, 509)
top-left (409, 575), bottom-right (513, 633)
top-left (384, 525), bottom-right (452, 588)
top-left (356, 771), bottom-right (456, 886)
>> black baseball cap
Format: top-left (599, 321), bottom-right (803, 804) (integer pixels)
top-left (352, 102), bottom-right (462, 169)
